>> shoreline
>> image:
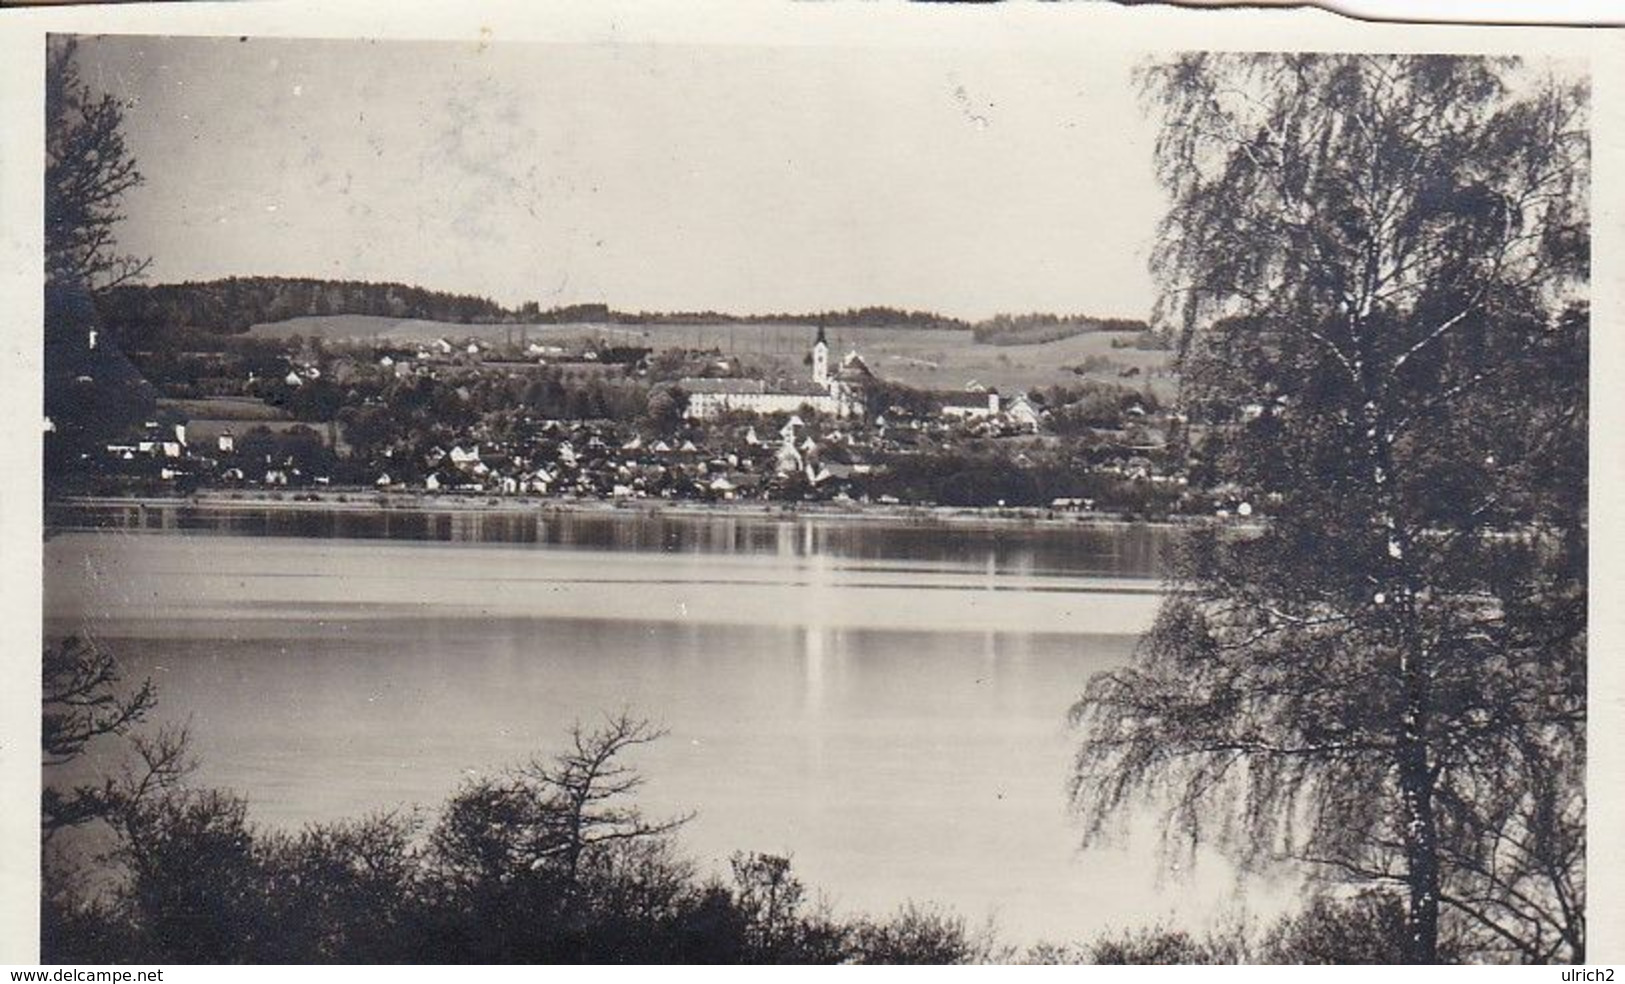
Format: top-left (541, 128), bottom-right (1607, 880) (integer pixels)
top-left (46, 489), bottom-right (1203, 533)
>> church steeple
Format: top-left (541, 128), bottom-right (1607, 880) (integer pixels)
top-left (812, 324), bottom-right (830, 387)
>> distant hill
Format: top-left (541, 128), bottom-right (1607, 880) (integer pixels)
top-left (248, 312), bottom-right (1178, 399)
top-left (96, 278), bottom-right (1164, 393)
top-left (96, 277), bottom-right (973, 350)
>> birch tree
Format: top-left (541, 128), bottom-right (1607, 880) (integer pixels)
top-left (1071, 54), bottom-right (1587, 963)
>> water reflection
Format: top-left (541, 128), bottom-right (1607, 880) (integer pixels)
top-left (48, 501), bottom-right (1169, 580)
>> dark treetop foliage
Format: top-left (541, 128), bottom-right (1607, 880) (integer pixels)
top-left (96, 277), bottom-right (511, 342)
top-left (43, 701), bottom-right (1021, 965)
top-left (1070, 54), bottom-right (1587, 964)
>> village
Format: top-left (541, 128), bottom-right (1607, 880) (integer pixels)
top-left (51, 317), bottom-right (1205, 517)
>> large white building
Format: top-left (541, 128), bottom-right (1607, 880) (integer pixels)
top-left (682, 326), bottom-right (872, 420)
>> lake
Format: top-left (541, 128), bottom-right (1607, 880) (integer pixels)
top-left (43, 502), bottom-right (1288, 947)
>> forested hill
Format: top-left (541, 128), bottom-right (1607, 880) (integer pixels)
top-left (518, 303), bottom-right (972, 331)
top-left (92, 278), bottom-right (980, 338)
top-left (93, 276), bottom-right (1146, 348)
top-left (95, 277), bottom-right (512, 345)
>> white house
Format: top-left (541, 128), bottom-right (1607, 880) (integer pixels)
top-left (940, 388), bottom-right (1002, 420)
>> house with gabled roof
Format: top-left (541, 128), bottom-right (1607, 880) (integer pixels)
top-left (1005, 394), bottom-right (1045, 432)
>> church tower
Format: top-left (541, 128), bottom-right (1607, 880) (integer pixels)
top-left (811, 324), bottom-right (830, 388)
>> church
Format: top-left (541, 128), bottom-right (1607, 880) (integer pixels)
top-left (682, 326), bottom-right (873, 420)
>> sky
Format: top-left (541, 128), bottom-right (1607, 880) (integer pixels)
top-left (70, 35), bottom-right (1166, 321)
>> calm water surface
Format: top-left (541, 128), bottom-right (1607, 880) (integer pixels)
top-left (44, 504), bottom-right (1288, 945)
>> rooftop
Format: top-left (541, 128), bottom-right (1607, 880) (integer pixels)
top-left (680, 377), bottom-right (768, 395)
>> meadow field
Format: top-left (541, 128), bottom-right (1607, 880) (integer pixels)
top-left (155, 395), bottom-right (293, 421)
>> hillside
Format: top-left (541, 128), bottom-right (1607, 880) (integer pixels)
top-left (249, 315), bottom-right (1177, 398)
